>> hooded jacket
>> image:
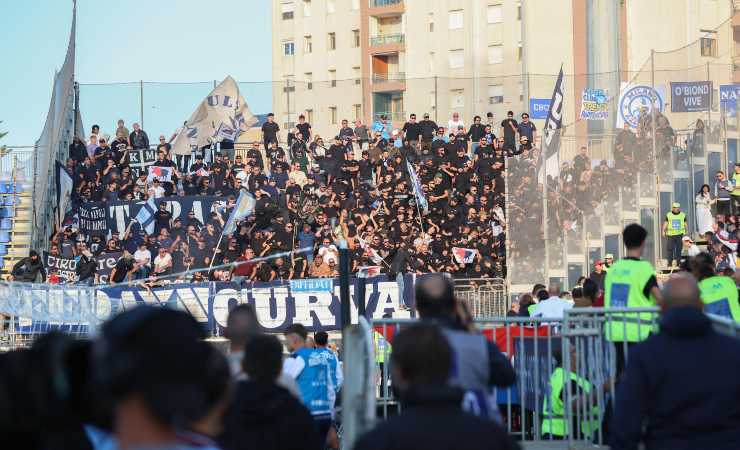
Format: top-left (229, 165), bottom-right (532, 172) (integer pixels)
top-left (218, 380), bottom-right (322, 450)
top-left (611, 307), bottom-right (740, 450)
top-left (12, 252), bottom-right (46, 282)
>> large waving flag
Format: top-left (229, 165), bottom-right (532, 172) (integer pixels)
top-left (222, 190), bottom-right (256, 236)
top-left (135, 198), bottom-right (158, 234)
top-left (406, 159), bottom-right (428, 214)
top-left (171, 76), bottom-right (257, 156)
top-left (357, 236), bottom-right (384, 264)
top-left (452, 247), bottom-right (478, 264)
top-left (542, 66), bottom-right (565, 179)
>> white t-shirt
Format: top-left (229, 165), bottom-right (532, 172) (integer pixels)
top-left (133, 249), bottom-right (151, 267)
top-left (153, 252), bottom-right (172, 273)
top-left (531, 296), bottom-right (574, 319)
top-left (318, 245), bottom-right (339, 264)
top-left (148, 185), bottom-right (165, 199)
top-left (448, 119), bottom-right (465, 133)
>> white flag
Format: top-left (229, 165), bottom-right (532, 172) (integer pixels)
top-left (171, 76), bottom-right (257, 156)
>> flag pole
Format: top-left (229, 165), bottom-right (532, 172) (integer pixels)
top-left (208, 231), bottom-right (225, 271)
top-left (414, 193), bottom-right (426, 235)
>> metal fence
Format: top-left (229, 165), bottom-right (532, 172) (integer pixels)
top-left (453, 277), bottom-right (508, 318)
top-left (369, 307), bottom-right (740, 447)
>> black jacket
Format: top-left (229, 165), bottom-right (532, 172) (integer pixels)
top-left (75, 254), bottom-right (97, 281)
top-left (12, 256), bottom-right (46, 282)
top-left (353, 385), bottom-right (519, 450)
top-left (218, 380), bottom-right (322, 450)
top-left (611, 307), bottom-right (740, 450)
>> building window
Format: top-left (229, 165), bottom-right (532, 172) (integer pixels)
top-left (306, 109), bottom-right (314, 123)
top-left (701, 36), bottom-right (717, 57)
top-left (283, 41), bottom-right (295, 56)
top-left (305, 72), bottom-right (313, 90)
top-left (329, 106), bottom-right (338, 124)
top-left (449, 49), bottom-right (464, 69)
top-left (487, 5), bottom-right (502, 24)
top-left (327, 0), bottom-right (336, 13)
top-left (488, 85), bottom-right (504, 104)
top-left (352, 29), bottom-right (360, 48)
top-left (303, 0), bottom-right (311, 16)
top-left (351, 0), bottom-right (359, 10)
top-left (353, 104), bottom-right (362, 121)
top-left (449, 10), bottom-right (463, 30)
top-left (304, 35), bottom-right (312, 54)
top-left (451, 89), bottom-right (465, 108)
top-left (328, 32), bottom-right (336, 50)
top-left (487, 45), bottom-right (503, 64)
top-left (281, 2), bottom-right (294, 20)
top-left (329, 70), bottom-right (337, 87)
top-left (353, 66), bottom-right (361, 85)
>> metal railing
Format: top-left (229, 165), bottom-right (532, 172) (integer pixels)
top-left (369, 307), bottom-right (740, 446)
top-left (369, 33), bottom-right (405, 46)
top-left (369, 0), bottom-right (403, 7)
top-left (371, 72), bottom-right (406, 84)
top-left (453, 277), bottom-right (508, 318)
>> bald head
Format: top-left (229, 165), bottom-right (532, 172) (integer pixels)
top-left (661, 273), bottom-right (702, 310)
top-left (548, 282), bottom-right (561, 297)
top-left (415, 275), bottom-right (455, 318)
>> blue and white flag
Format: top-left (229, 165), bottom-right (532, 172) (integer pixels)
top-left (134, 197), bottom-right (158, 235)
top-left (223, 190), bottom-right (255, 236)
top-left (406, 160), bottom-right (428, 214)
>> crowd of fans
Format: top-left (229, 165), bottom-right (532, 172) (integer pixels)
top-left (42, 110), bottom-right (532, 284)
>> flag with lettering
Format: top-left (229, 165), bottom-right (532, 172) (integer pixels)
top-left (542, 66), bottom-right (565, 178)
top-left (452, 247), bottom-right (478, 264)
top-left (171, 76), bottom-right (257, 156)
top-left (77, 202), bottom-right (108, 236)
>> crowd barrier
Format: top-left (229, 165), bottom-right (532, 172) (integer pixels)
top-left (368, 308), bottom-right (740, 447)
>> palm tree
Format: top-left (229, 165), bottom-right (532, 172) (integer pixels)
top-left (0, 121), bottom-right (7, 157)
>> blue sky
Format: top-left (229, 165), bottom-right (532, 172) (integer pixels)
top-left (0, 0), bottom-right (272, 145)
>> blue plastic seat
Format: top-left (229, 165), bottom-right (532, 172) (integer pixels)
top-left (0, 208), bottom-right (14, 218)
top-left (0, 232), bottom-right (10, 243)
top-left (0, 244), bottom-right (8, 255)
top-left (0, 218), bottom-right (12, 230)
top-left (4, 196), bottom-right (16, 206)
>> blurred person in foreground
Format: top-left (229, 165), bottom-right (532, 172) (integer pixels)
top-left (219, 334), bottom-right (322, 450)
top-left (414, 275), bottom-right (515, 419)
top-left (611, 273), bottom-right (740, 450)
top-left (691, 252), bottom-right (740, 322)
top-left (224, 304), bottom-right (301, 397)
top-left (353, 323), bottom-right (519, 450)
top-left (90, 306), bottom-right (231, 450)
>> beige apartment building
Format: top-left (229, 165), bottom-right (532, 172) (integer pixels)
top-left (272, 0), bottom-right (738, 144)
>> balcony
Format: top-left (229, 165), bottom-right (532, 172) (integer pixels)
top-left (371, 72), bottom-right (406, 93)
top-left (368, 0), bottom-right (404, 17)
top-left (369, 33), bottom-right (405, 46)
top-left (370, 0), bottom-right (402, 6)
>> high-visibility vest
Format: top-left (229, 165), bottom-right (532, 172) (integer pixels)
top-left (665, 211), bottom-right (686, 236)
top-left (732, 173), bottom-right (740, 196)
top-left (541, 367), bottom-right (600, 438)
top-left (373, 331), bottom-right (391, 364)
top-left (604, 259), bottom-right (658, 342)
top-left (528, 304), bottom-right (537, 316)
top-left (698, 276), bottom-right (740, 323)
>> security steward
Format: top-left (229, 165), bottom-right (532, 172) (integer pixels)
top-left (662, 202), bottom-right (687, 268)
top-left (691, 252), bottom-right (740, 322)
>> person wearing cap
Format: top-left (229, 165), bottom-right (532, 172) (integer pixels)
top-left (663, 202), bottom-right (687, 268)
top-left (603, 253), bottom-right (614, 271)
top-left (679, 235), bottom-right (699, 259)
top-left (589, 259), bottom-right (607, 291)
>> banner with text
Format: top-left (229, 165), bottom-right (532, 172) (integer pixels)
top-left (579, 88), bottom-right (609, 120)
top-left (2, 275), bottom-right (421, 333)
top-left (670, 81), bottom-right (712, 112)
top-left (528, 98), bottom-right (551, 120)
top-left (720, 84), bottom-right (740, 119)
top-left (106, 195), bottom-right (226, 235)
top-left (78, 202), bottom-right (109, 236)
top-left (44, 251), bottom-right (121, 284)
top-left (128, 148), bottom-right (158, 178)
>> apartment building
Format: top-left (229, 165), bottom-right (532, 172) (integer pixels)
top-left (272, 0), bottom-right (737, 142)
